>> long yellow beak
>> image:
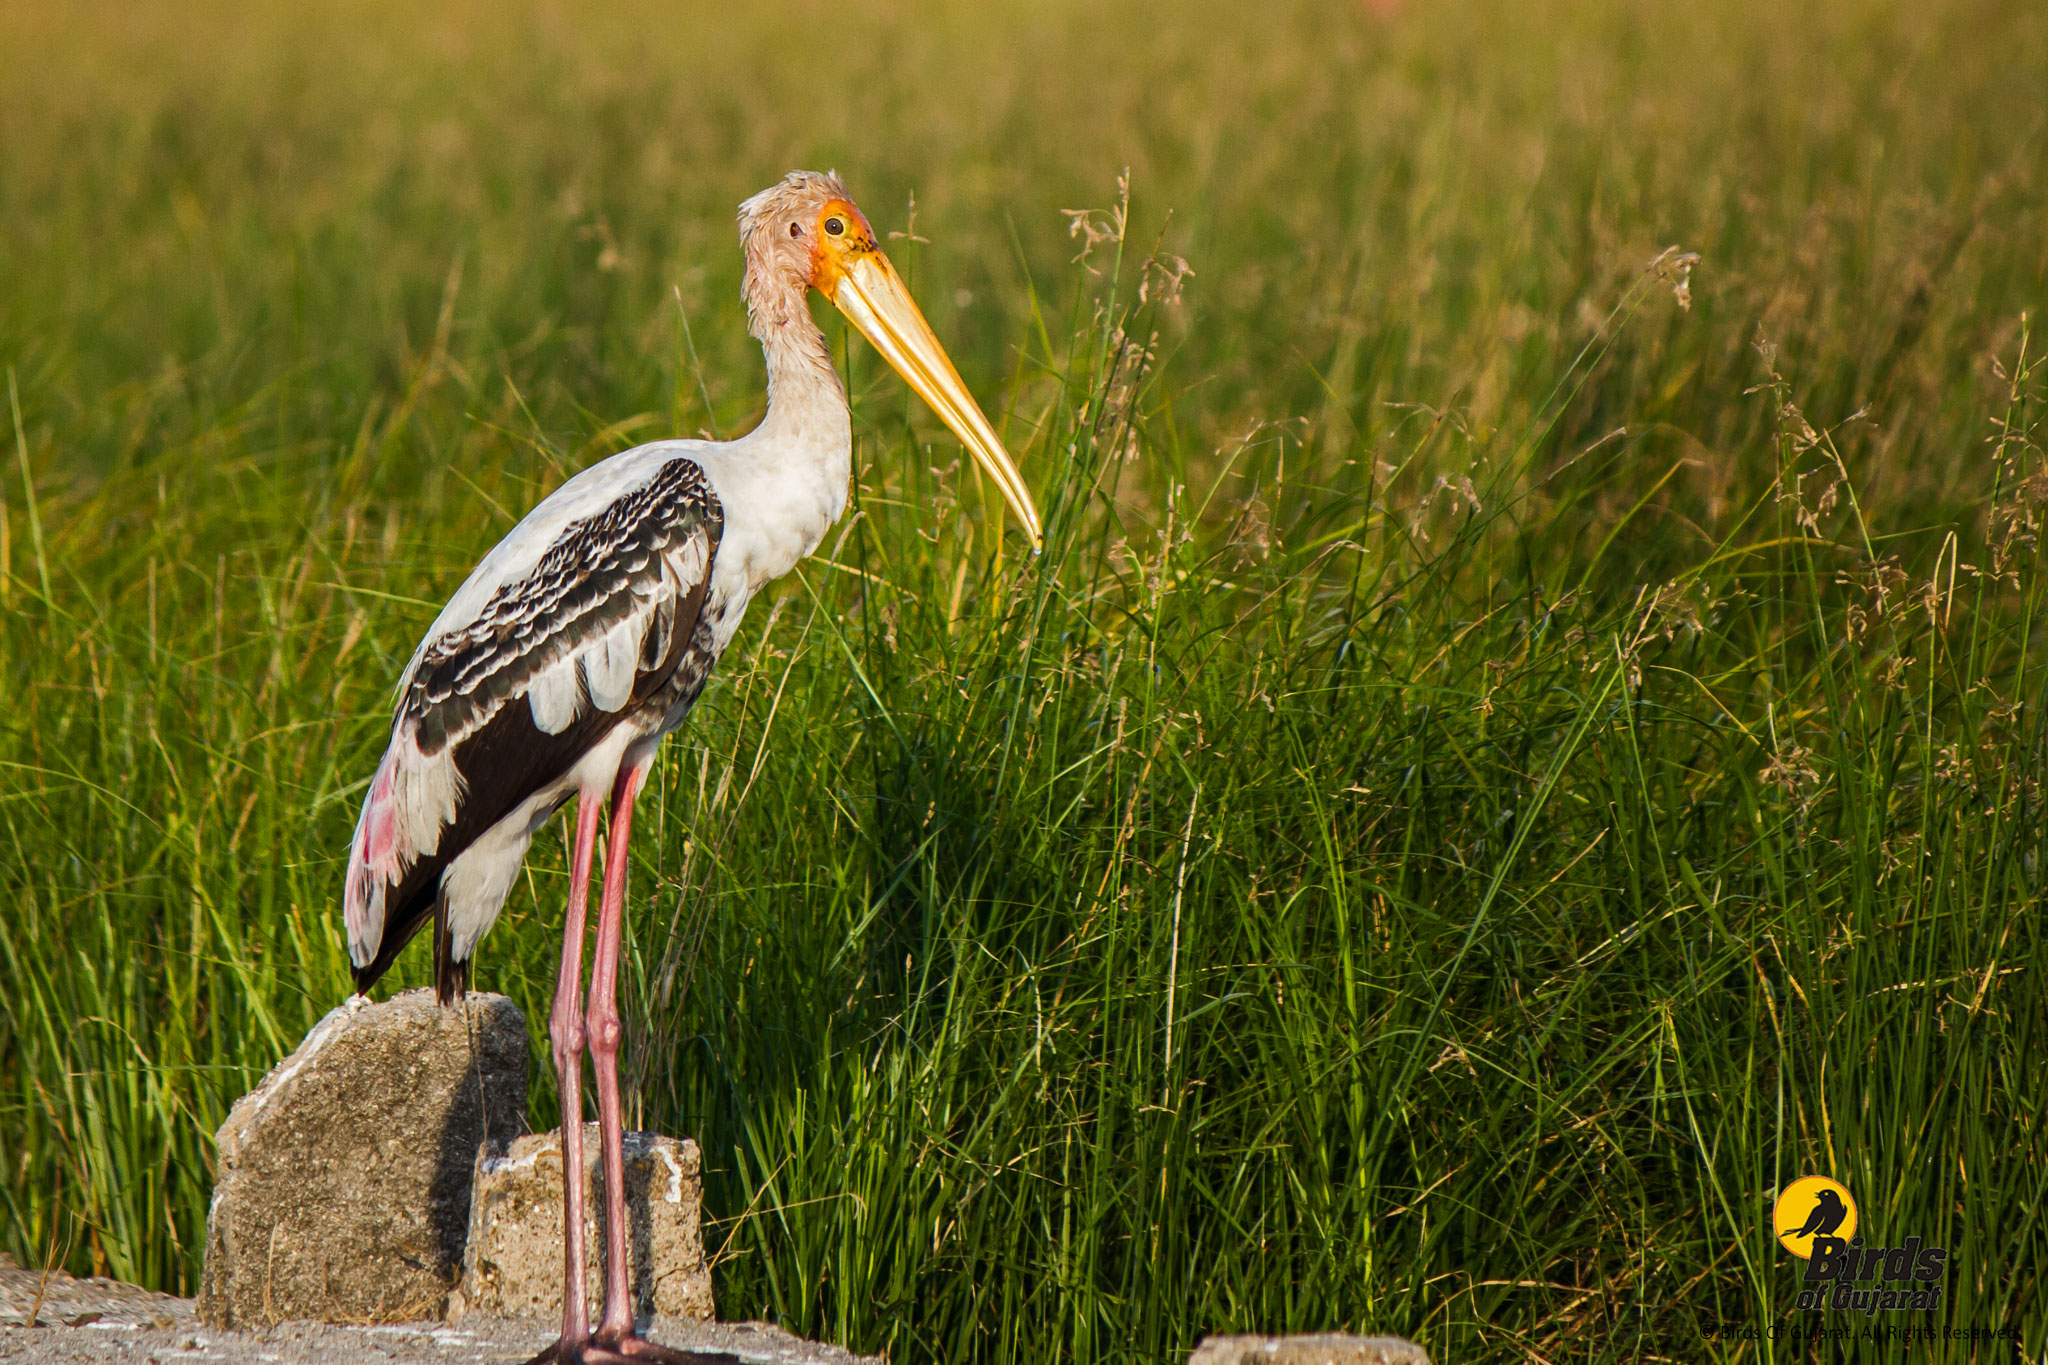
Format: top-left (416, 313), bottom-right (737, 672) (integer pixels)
top-left (827, 251), bottom-right (1044, 551)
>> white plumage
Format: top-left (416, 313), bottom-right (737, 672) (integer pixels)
top-left (529, 655), bottom-right (582, 734)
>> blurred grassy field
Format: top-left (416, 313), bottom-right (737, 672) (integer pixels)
top-left (3, 0), bottom-right (2046, 1360)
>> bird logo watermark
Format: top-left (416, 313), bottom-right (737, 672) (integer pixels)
top-left (1703, 1178), bottom-right (2016, 1348)
top-left (1773, 1176), bottom-right (1950, 1316)
top-left (1773, 1176), bottom-right (1857, 1259)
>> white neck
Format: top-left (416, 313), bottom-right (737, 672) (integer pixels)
top-left (750, 299), bottom-right (848, 454)
top-left (718, 285), bottom-right (853, 590)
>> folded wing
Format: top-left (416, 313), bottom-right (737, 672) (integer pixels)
top-left (344, 456), bottom-right (723, 996)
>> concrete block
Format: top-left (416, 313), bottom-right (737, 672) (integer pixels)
top-left (451, 1124), bottom-right (714, 1324)
top-left (1188, 1334), bottom-right (1432, 1365)
top-left (198, 990), bottom-right (528, 1327)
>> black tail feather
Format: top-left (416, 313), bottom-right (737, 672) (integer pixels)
top-left (350, 871), bottom-right (441, 998)
top-left (433, 900), bottom-right (471, 1005)
top-left (351, 876), bottom-right (472, 1004)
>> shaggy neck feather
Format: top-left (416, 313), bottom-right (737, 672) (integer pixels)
top-left (746, 272), bottom-right (846, 450)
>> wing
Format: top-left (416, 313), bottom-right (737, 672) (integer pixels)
top-left (344, 455), bottom-right (723, 997)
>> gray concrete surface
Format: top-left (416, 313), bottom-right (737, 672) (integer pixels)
top-left (200, 990), bottom-right (529, 1327)
top-left (3, 1255), bottom-right (878, 1364)
top-left (7, 1256), bottom-right (1430, 1364)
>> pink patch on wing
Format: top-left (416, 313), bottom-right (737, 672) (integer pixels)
top-left (344, 750), bottom-right (404, 957)
top-left (364, 756), bottom-right (398, 870)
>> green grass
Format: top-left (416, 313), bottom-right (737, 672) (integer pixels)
top-left (3, 0), bottom-right (2046, 1360)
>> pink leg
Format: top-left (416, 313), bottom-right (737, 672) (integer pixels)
top-left (548, 791), bottom-right (605, 1354)
top-left (588, 758), bottom-right (649, 1345)
top-left (528, 774), bottom-right (731, 1365)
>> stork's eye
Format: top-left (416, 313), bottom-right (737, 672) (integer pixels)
top-left (789, 222), bottom-right (802, 237)
top-left (824, 216), bottom-right (846, 237)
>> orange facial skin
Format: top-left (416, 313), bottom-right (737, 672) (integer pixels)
top-left (808, 198), bottom-right (881, 299)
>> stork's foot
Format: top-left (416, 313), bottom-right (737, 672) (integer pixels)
top-left (523, 1335), bottom-right (738, 1365)
top-left (602, 1333), bottom-right (739, 1364)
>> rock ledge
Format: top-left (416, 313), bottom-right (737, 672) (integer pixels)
top-left (199, 990), bottom-right (528, 1326)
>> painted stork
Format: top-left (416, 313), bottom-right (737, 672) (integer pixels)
top-left (341, 171), bottom-right (1041, 1365)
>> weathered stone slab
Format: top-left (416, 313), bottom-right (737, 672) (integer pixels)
top-left (4, 1248), bottom-right (874, 1364)
top-left (1, 1251), bottom-right (191, 1330)
top-left (198, 990), bottom-right (528, 1328)
top-left (1188, 1334), bottom-right (1432, 1365)
top-left (450, 1124), bottom-right (715, 1324)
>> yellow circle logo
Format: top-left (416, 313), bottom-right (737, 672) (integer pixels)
top-left (1774, 1176), bottom-right (1858, 1259)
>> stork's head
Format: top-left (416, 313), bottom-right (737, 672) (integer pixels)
top-left (739, 170), bottom-right (1043, 551)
